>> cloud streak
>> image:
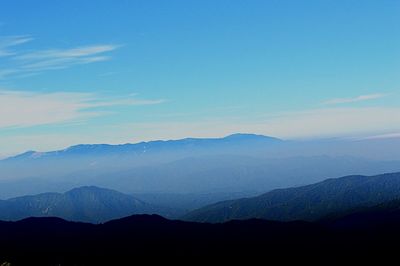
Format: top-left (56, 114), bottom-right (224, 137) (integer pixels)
top-left (0, 34), bottom-right (120, 79)
top-left (0, 35), bottom-right (33, 57)
top-left (322, 93), bottom-right (387, 105)
top-left (16, 45), bottom-right (118, 60)
top-left (15, 45), bottom-right (118, 71)
top-left (0, 90), bottom-right (164, 129)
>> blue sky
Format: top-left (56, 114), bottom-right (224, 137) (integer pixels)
top-left (0, 0), bottom-right (399, 156)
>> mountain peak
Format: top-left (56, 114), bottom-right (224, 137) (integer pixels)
top-left (224, 133), bottom-right (281, 141)
top-left (65, 186), bottom-right (124, 196)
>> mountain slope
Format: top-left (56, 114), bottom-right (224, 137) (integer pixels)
top-left (184, 172), bottom-right (400, 223)
top-left (0, 186), bottom-right (175, 223)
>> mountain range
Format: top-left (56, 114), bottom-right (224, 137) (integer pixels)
top-left (3, 133), bottom-right (281, 162)
top-left (3, 171), bottom-right (400, 225)
top-left (1, 133), bottom-right (400, 200)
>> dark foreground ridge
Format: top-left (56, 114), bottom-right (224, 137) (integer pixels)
top-left (2, 208), bottom-right (400, 265)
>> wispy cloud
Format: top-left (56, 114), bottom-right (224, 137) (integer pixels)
top-left (93, 98), bottom-right (166, 107)
top-left (359, 132), bottom-right (400, 140)
top-left (322, 93), bottom-right (387, 105)
top-left (16, 45), bottom-right (118, 60)
top-left (15, 45), bottom-right (118, 71)
top-left (0, 34), bottom-right (120, 79)
top-left (0, 35), bottom-right (33, 57)
top-left (0, 90), bottom-right (164, 129)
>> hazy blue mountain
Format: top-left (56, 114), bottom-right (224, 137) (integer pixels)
top-left (0, 133), bottom-right (283, 181)
top-left (1, 134), bottom-right (400, 200)
top-left (0, 186), bottom-right (177, 223)
top-left (3, 133), bottom-right (281, 162)
top-left (184, 172), bottom-right (400, 223)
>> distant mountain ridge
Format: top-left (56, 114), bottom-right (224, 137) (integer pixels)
top-left (184, 172), bottom-right (400, 223)
top-left (0, 186), bottom-right (176, 223)
top-left (2, 133), bottom-right (400, 201)
top-left (3, 133), bottom-right (282, 161)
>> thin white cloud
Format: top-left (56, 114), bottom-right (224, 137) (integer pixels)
top-left (322, 93), bottom-right (387, 105)
top-left (0, 90), bottom-right (164, 129)
top-left (19, 55), bottom-right (111, 72)
top-left (16, 45), bottom-right (118, 60)
top-left (0, 35), bottom-right (33, 57)
top-left (15, 45), bottom-right (118, 72)
top-left (0, 34), bottom-right (120, 79)
top-left (359, 132), bottom-right (400, 140)
top-left (88, 98), bottom-right (166, 108)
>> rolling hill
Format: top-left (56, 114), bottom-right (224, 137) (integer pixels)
top-left (0, 186), bottom-right (176, 223)
top-left (184, 172), bottom-right (400, 223)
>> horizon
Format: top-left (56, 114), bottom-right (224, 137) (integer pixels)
top-left (3, 131), bottom-right (400, 159)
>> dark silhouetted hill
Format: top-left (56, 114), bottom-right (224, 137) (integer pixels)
top-left (2, 207), bottom-right (400, 265)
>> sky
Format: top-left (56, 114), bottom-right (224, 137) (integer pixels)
top-left (0, 0), bottom-right (399, 156)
